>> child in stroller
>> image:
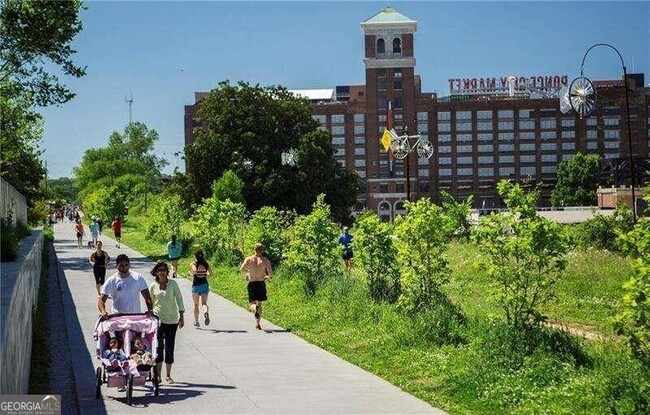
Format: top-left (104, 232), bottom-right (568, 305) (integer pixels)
top-left (94, 313), bottom-right (160, 404)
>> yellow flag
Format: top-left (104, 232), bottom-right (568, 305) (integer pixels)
top-left (381, 128), bottom-right (391, 151)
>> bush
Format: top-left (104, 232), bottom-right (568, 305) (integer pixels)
top-left (244, 206), bottom-right (288, 268)
top-left (572, 205), bottom-right (635, 252)
top-left (1, 217), bottom-right (30, 261)
top-left (146, 194), bottom-right (184, 242)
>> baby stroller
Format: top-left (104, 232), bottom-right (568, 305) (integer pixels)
top-left (93, 313), bottom-right (160, 405)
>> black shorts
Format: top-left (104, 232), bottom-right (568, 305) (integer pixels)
top-left (93, 267), bottom-right (106, 285)
top-left (76, 232), bottom-right (83, 238)
top-left (247, 281), bottom-right (267, 302)
top-left (342, 249), bottom-right (354, 260)
top-left (114, 231), bottom-right (121, 238)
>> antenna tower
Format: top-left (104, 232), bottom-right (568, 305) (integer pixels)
top-left (125, 93), bottom-right (133, 124)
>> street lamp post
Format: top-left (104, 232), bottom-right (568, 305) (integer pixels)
top-left (390, 128), bottom-right (434, 201)
top-left (569, 43), bottom-right (637, 222)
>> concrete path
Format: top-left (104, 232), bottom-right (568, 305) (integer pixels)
top-left (52, 222), bottom-right (444, 414)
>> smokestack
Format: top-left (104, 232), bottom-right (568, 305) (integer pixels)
top-left (508, 76), bottom-right (516, 97)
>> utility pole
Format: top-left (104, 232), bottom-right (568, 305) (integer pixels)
top-left (125, 93), bottom-right (133, 125)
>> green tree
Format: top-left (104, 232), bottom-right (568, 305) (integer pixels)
top-left (353, 211), bottom-right (400, 303)
top-left (244, 206), bottom-right (288, 268)
top-left (83, 186), bottom-right (127, 223)
top-left (394, 198), bottom-right (455, 314)
top-left (185, 80), bottom-right (358, 221)
top-left (0, 87), bottom-right (46, 202)
top-left (440, 190), bottom-right (474, 241)
top-left (146, 194), bottom-right (184, 243)
top-left (474, 180), bottom-right (569, 331)
top-left (615, 186), bottom-right (650, 366)
top-left (285, 194), bottom-right (340, 295)
top-left (551, 152), bottom-right (602, 207)
top-left (0, 0), bottom-right (86, 106)
top-left (211, 170), bottom-right (244, 204)
top-left (45, 177), bottom-right (78, 204)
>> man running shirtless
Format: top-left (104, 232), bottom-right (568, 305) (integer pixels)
top-left (239, 243), bottom-right (272, 330)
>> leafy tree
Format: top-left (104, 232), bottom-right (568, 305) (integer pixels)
top-left (191, 191), bottom-right (247, 264)
top-left (244, 206), bottom-right (288, 268)
top-left (45, 177), bottom-right (78, 204)
top-left (0, 0), bottom-right (86, 106)
top-left (0, 87), bottom-right (46, 202)
top-left (440, 190), bottom-right (473, 241)
top-left (551, 152), bottom-right (602, 207)
top-left (394, 198), bottom-right (455, 314)
top-left (185, 80), bottom-right (358, 221)
top-left (211, 170), bottom-right (244, 204)
top-left (353, 211), bottom-right (400, 303)
top-left (83, 186), bottom-right (127, 223)
top-left (146, 194), bottom-right (184, 243)
top-left (615, 187), bottom-right (650, 366)
top-left (285, 194), bottom-right (340, 295)
top-left (473, 180), bottom-right (569, 331)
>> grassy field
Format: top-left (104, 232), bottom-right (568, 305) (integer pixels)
top-left (120, 214), bottom-right (644, 414)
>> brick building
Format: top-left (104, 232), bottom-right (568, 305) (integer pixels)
top-left (185, 7), bottom-right (650, 221)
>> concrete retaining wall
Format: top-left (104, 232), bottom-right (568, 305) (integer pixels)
top-left (0, 231), bottom-right (44, 394)
top-left (0, 178), bottom-right (28, 226)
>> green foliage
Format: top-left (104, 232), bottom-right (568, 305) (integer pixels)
top-left (0, 88), bottom-right (46, 203)
top-left (146, 194), bottom-right (185, 243)
top-left (44, 177), bottom-right (77, 204)
top-left (0, 213), bottom-right (30, 262)
top-left (244, 206), bottom-right (287, 268)
top-left (83, 186), bottom-right (127, 224)
top-left (473, 180), bottom-right (569, 331)
top-left (394, 198), bottom-right (455, 314)
top-left (28, 199), bottom-right (49, 226)
top-left (0, 0), bottom-right (85, 106)
top-left (191, 195), bottom-right (247, 265)
top-left (211, 170), bottom-right (244, 204)
top-left (353, 211), bottom-right (400, 303)
top-left (185, 80), bottom-right (358, 221)
top-left (572, 205), bottom-right (635, 252)
top-left (285, 195), bottom-right (340, 295)
top-left (440, 190), bottom-right (473, 241)
top-left (614, 216), bottom-right (650, 366)
top-left (551, 152), bottom-right (602, 207)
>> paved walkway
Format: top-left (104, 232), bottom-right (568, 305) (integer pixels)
top-left (52, 222), bottom-right (444, 414)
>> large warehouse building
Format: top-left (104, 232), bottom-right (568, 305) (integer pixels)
top-left (185, 7), bottom-right (650, 220)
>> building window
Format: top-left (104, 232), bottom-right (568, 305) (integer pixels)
top-left (519, 120), bottom-right (535, 130)
top-left (498, 144), bottom-right (514, 152)
top-left (418, 157), bottom-right (429, 165)
top-left (355, 159), bottom-right (366, 167)
top-left (438, 134), bottom-right (451, 143)
top-left (562, 131), bottom-right (576, 139)
top-left (393, 80), bottom-right (403, 90)
top-left (498, 121), bottom-right (514, 130)
top-left (394, 69), bottom-right (402, 78)
top-left (561, 118), bottom-right (575, 128)
top-left (478, 156), bottom-right (493, 164)
top-left (438, 123), bottom-right (451, 132)
top-left (478, 133), bottom-right (493, 141)
top-left (354, 137), bottom-right (364, 145)
top-left (562, 154), bottom-right (574, 161)
top-left (439, 168), bottom-right (452, 176)
top-left (457, 134), bottom-right (472, 142)
top-left (520, 132), bottom-right (535, 140)
top-left (541, 154), bottom-right (556, 162)
top-left (587, 141), bottom-right (598, 150)
top-left (604, 142), bottom-right (620, 149)
top-left (354, 125), bottom-right (365, 135)
top-left (540, 119), bottom-right (556, 129)
top-left (541, 165), bottom-right (557, 174)
top-left (478, 144), bottom-right (493, 152)
top-left (456, 122), bottom-right (472, 131)
top-left (457, 145), bottom-right (473, 153)
top-left (379, 184), bottom-right (388, 193)
top-left (477, 122), bottom-right (492, 131)
top-left (541, 143), bottom-right (556, 151)
top-left (417, 123), bottom-right (428, 133)
top-left (520, 155), bottom-right (535, 163)
top-left (456, 111), bottom-right (472, 120)
top-left (332, 114), bottom-right (345, 124)
top-left (376, 38), bottom-right (385, 54)
top-left (394, 97), bottom-right (403, 109)
top-left (377, 68), bottom-right (386, 78)
top-left (378, 78), bottom-right (387, 91)
top-left (392, 37), bottom-right (402, 53)
top-left (477, 110), bottom-right (492, 120)
top-left (520, 166), bottom-right (536, 176)
top-left (540, 131), bottom-right (556, 140)
top-left (418, 169), bottom-right (429, 178)
top-left (331, 126), bottom-right (345, 136)
top-left (520, 143), bottom-right (535, 151)
top-left (519, 109), bottom-right (533, 118)
top-left (604, 153), bottom-right (620, 159)
top-left (334, 148), bottom-right (345, 156)
top-left (332, 137), bottom-right (345, 146)
top-left (499, 155), bottom-right (514, 163)
top-left (478, 167), bottom-right (494, 177)
top-left (438, 112), bottom-right (451, 121)
top-left (587, 130), bottom-right (598, 139)
top-left (312, 115), bottom-right (326, 125)
top-left (354, 113), bottom-right (365, 123)
top-left (417, 112), bottom-right (428, 121)
top-left (604, 130), bottom-right (620, 139)
top-left (499, 167), bottom-right (514, 176)
top-left (354, 148), bottom-right (366, 155)
top-left (439, 157), bottom-right (451, 165)
top-left (498, 110), bottom-right (514, 119)
top-left (498, 132), bottom-right (514, 141)
top-left (457, 156), bottom-right (472, 165)
top-left (603, 117), bottom-right (620, 126)
top-left (439, 146), bottom-right (451, 154)
top-left (357, 171), bottom-right (366, 178)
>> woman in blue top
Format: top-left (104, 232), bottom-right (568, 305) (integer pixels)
top-left (166, 235), bottom-right (183, 278)
top-left (190, 250), bottom-right (212, 328)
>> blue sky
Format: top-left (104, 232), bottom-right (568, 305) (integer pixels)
top-left (39, 1), bottom-right (650, 179)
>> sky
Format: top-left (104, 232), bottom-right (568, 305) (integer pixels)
top-left (38, 0), bottom-right (650, 179)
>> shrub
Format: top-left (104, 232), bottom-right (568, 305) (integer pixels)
top-left (146, 194), bottom-right (184, 242)
top-left (353, 211), bottom-right (400, 303)
top-left (191, 196), bottom-right (247, 264)
top-left (83, 186), bottom-right (127, 223)
top-left (285, 195), bottom-right (339, 295)
top-left (440, 190), bottom-right (474, 241)
top-left (473, 180), bottom-right (569, 331)
top-left (572, 205), bottom-right (635, 252)
top-left (394, 198), bottom-right (455, 314)
top-left (245, 206), bottom-right (288, 268)
top-left (1, 217), bottom-right (20, 261)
